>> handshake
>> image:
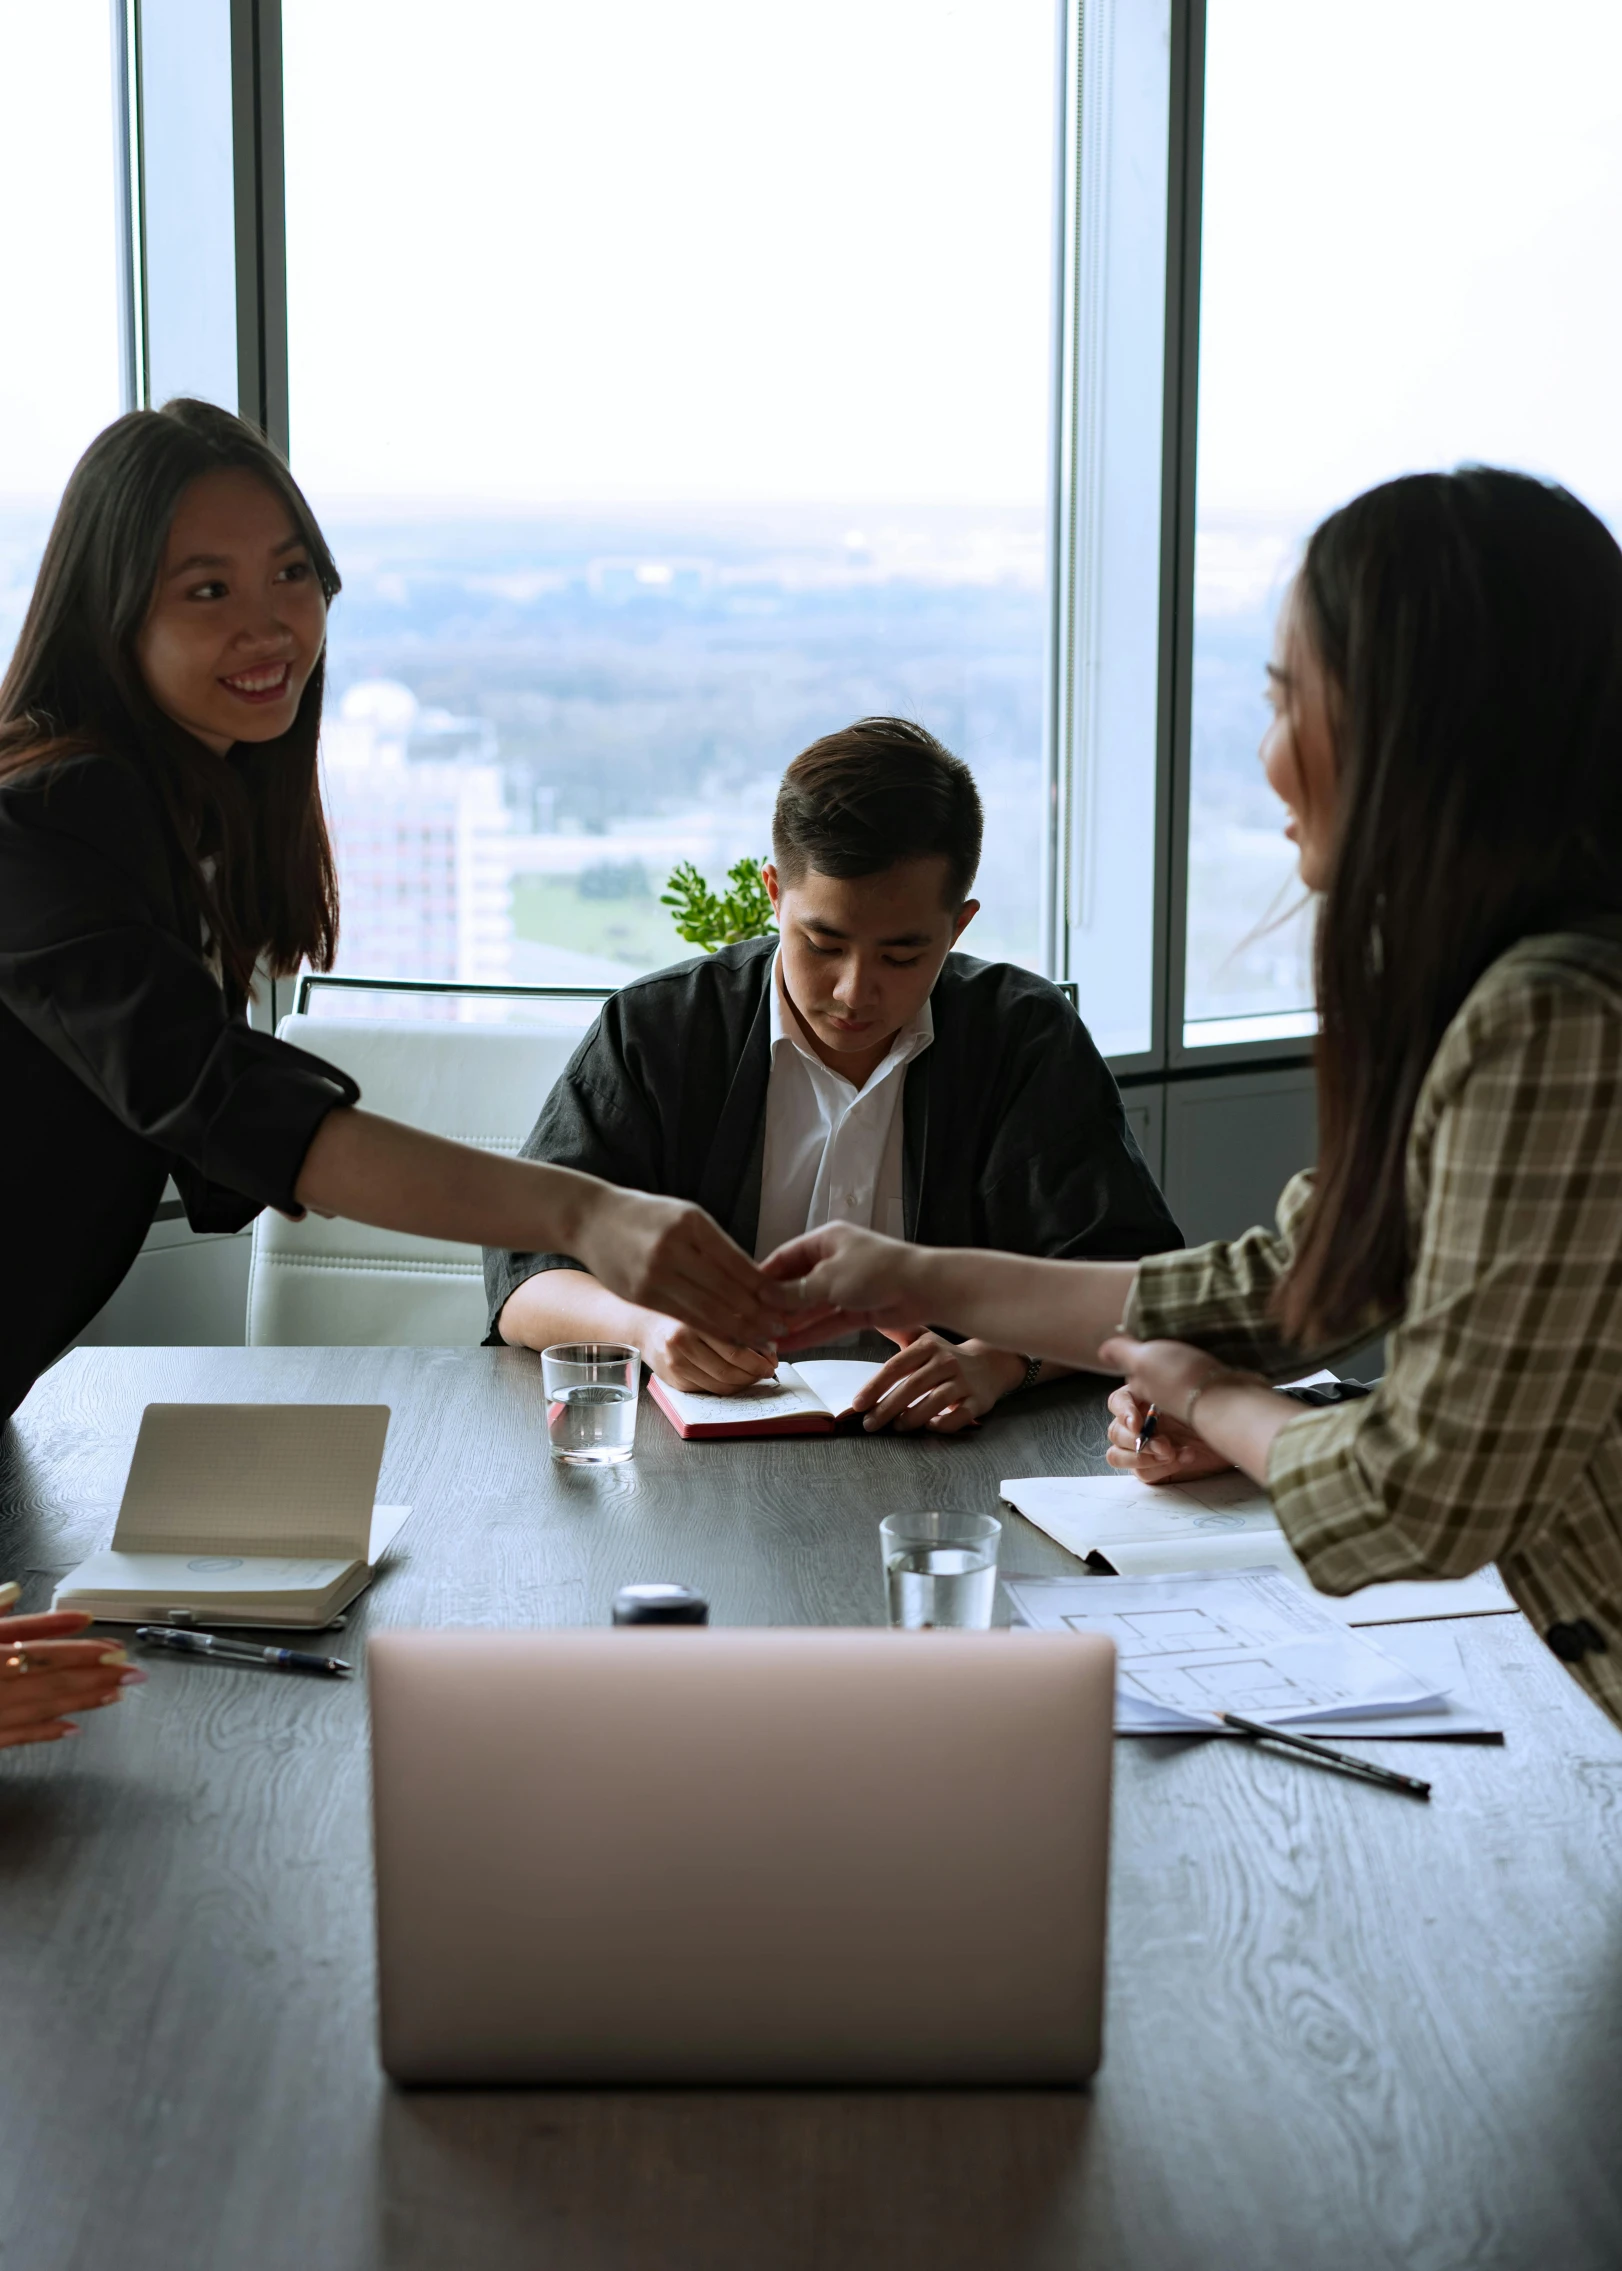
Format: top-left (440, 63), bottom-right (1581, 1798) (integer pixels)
top-left (573, 1189), bottom-right (929, 1355)
top-left (565, 1194), bottom-right (1036, 1434)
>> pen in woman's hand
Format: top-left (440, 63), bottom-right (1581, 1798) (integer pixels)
top-left (1135, 1404), bottom-right (1159, 1456)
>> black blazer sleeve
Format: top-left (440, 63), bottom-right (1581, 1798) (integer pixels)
top-left (482, 996), bottom-right (665, 1341)
top-left (0, 751), bottom-right (358, 1220)
top-left (970, 984), bottom-right (1181, 1262)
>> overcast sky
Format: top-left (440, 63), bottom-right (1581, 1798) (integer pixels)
top-left (1198, 0), bottom-right (1622, 527)
top-left (4, 0), bottom-right (1622, 525)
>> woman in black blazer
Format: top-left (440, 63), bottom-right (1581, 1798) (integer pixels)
top-left (0, 400), bottom-right (782, 1444)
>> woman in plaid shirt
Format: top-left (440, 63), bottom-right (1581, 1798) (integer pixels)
top-left (767, 468), bottom-right (1622, 1731)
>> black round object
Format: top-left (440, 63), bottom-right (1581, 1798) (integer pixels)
top-left (612, 1582), bottom-right (710, 1626)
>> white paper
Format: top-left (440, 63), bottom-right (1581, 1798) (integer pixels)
top-left (1003, 1469), bottom-right (1284, 1550)
top-left (1000, 1471), bottom-right (1515, 1625)
top-left (1000, 1568), bottom-right (1446, 1730)
top-left (796, 1360), bottom-right (889, 1414)
top-left (54, 1504), bottom-right (412, 1616)
top-left (57, 1550), bottom-right (361, 1602)
top-left (368, 1504), bottom-right (414, 1561)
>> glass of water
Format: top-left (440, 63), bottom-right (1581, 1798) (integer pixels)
top-left (541, 1342), bottom-right (640, 1466)
top-left (880, 1509), bottom-right (1002, 1630)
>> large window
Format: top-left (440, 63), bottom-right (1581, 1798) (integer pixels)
top-left (17, 1), bottom-right (1622, 1081)
top-left (282, 0), bottom-right (1055, 988)
top-left (1184, 0), bottom-right (1622, 1049)
top-left (0, 4), bottom-right (121, 666)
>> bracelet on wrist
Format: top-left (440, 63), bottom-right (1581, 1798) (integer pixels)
top-left (1182, 1365), bottom-right (1264, 1432)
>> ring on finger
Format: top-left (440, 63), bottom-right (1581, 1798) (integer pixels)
top-left (3, 1649), bottom-right (30, 1675)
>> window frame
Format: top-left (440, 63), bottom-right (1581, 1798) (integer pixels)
top-left (116, 0), bottom-right (1312, 1083)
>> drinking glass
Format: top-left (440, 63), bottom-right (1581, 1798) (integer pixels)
top-left (880, 1510), bottom-right (1002, 1630)
top-left (542, 1343), bottom-right (640, 1465)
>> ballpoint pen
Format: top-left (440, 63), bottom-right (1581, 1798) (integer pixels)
top-left (1219, 1710), bottom-right (1431, 1799)
top-left (1135, 1404), bottom-right (1159, 1455)
top-left (136, 1626), bottom-right (351, 1678)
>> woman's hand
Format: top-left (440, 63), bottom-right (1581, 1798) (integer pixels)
top-left (760, 1223), bottom-right (934, 1338)
top-left (0, 1596), bottom-right (143, 1749)
top-left (571, 1187), bottom-right (791, 1346)
top-left (848, 1333), bottom-right (1021, 1436)
top-left (1105, 1384), bottom-right (1235, 1484)
top-left (1098, 1334), bottom-right (1293, 1489)
top-left (1097, 1334), bottom-right (1257, 1426)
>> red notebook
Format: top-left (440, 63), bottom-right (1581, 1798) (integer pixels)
top-left (649, 1360), bottom-right (887, 1440)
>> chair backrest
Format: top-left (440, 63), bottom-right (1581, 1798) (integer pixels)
top-left (246, 1011), bottom-right (592, 1346)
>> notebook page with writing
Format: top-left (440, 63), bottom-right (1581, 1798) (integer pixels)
top-left (652, 1365), bottom-right (834, 1433)
top-left (112, 1404), bottom-right (390, 1559)
top-left (651, 1361), bottom-right (889, 1436)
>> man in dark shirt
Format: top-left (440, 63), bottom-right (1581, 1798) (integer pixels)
top-left (487, 717), bottom-right (1180, 1433)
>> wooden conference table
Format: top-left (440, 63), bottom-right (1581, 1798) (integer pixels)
top-left (1, 1345), bottom-right (1620, 2271)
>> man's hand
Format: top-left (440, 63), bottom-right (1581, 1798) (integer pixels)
top-left (849, 1332), bottom-right (1022, 1435)
top-left (572, 1187), bottom-right (792, 1345)
top-left (641, 1317), bottom-right (781, 1394)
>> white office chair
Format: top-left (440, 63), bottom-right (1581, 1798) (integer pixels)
top-left (246, 1008), bottom-right (594, 1346)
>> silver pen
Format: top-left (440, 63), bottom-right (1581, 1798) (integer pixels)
top-left (135, 1625), bottom-right (351, 1678)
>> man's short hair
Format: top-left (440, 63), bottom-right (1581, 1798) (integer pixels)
top-left (771, 717), bottom-right (983, 907)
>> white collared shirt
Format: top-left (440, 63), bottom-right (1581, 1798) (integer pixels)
top-left (753, 954), bottom-right (935, 1262)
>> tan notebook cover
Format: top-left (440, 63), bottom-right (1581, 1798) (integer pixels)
top-left (53, 1404), bottom-right (403, 1627)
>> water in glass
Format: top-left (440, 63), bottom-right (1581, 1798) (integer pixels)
top-left (885, 1544), bottom-right (999, 1631)
top-left (549, 1383), bottom-right (637, 1465)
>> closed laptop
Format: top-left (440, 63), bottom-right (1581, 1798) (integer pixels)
top-left (369, 1626), bottom-right (1115, 2085)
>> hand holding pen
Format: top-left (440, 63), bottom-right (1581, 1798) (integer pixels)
top-left (1104, 1386), bottom-right (1235, 1483)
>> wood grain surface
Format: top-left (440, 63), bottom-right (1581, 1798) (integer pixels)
top-left (1, 1345), bottom-right (1619, 2271)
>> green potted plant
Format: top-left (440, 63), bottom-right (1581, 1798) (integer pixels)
top-left (660, 857), bottom-right (777, 952)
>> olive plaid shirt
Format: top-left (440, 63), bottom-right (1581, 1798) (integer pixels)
top-left (1126, 928), bottom-right (1622, 1731)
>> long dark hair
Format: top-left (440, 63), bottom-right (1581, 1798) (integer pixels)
top-left (1279, 467), bottom-right (1622, 1345)
top-left (0, 398), bottom-right (342, 992)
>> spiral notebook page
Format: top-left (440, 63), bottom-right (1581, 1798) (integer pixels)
top-left (111, 1404), bottom-right (391, 1560)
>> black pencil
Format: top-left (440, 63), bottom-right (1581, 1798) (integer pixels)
top-left (1218, 1711), bottom-right (1432, 1800)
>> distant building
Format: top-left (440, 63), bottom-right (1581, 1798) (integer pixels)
top-left (321, 681), bottom-right (514, 983)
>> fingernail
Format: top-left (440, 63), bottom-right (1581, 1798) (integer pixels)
top-left (0, 1581), bottom-right (20, 1609)
top-left (98, 1650), bottom-right (129, 1667)
top-left (119, 1668), bottom-right (147, 1686)
top-left (58, 1725), bottom-right (81, 1738)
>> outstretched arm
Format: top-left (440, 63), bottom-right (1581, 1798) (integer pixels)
top-left (297, 1107), bottom-right (786, 1346)
top-left (763, 1222), bottom-right (1139, 1370)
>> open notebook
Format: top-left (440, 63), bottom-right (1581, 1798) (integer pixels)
top-left (53, 1404), bottom-right (412, 1628)
top-left (650, 1360), bottom-right (888, 1440)
top-left (1000, 1470), bottom-right (1515, 1627)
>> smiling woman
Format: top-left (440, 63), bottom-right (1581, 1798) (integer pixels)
top-left (137, 471), bottom-right (330, 752)
top-left (0, 400), bottom-right (795, 1426)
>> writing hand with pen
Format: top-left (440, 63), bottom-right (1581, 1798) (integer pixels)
top-left (1104, 1386), bottom-right (1235, 1485)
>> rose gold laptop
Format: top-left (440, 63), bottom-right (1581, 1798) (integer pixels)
top-left (369, 1627), bottom-right (1115, 2085)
